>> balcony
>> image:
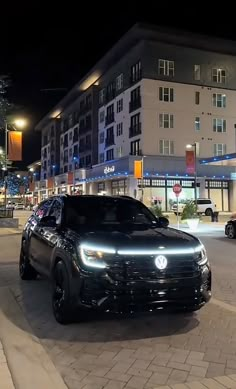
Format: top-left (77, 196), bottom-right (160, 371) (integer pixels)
top-left (106, 89), bottom-right (116, 102)
top-left (129, 96), bottom-right (141, 113)
top-left (105, 112), bottom-right (115, 126)
top-left (80, 103), bottom-right (92, 115)
top-left (130, 149), bottom-right (142, 156)
top-left (79, 122), bottom-right (91, 135)
top-left (129, 123), bottom-right (141, 138)
top-left (73, 134), bottom-right (79, 143)
top-left (85, 143), bottom-right (92, 151)
top-left (130, 71), bottom-right (142, 85)
top-left (105, 136), bottom-right (115, 148)
top-left (79, 144), bottom-right (86, 153)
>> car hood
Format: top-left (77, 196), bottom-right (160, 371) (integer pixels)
top-left (76, 226), bottom-right (199, 251)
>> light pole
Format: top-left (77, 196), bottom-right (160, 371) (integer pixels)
top-left (186, 143), bottom-right (198, 205)
top-left (2, 118), bottom-right (27, 208)
top-left (29, 168), bottom-right (35, 205)
top-left (52, 165), bottom-right (56, 194)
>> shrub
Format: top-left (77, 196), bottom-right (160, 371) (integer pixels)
top-left (181, 200), bottom-right (199, 220)
top-left (150, 205), bottom-right (164, 218)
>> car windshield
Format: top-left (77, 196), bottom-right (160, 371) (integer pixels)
top-left (65, 197), bottom-right (157, 228)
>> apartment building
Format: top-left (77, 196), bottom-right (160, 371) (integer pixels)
top-left (35, 24), bottom-right (236, 211)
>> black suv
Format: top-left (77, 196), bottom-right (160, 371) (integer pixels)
top-left (19, 195), bottom-right (211, 324)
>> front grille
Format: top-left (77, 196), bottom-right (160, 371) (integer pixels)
top-left (106, 255), bottom-right (198, 282)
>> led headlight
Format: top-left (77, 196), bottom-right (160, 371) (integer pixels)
top-left (194, 244), bottom-right (208, 266)
top-left (80, 244), bottom-right (116, 269)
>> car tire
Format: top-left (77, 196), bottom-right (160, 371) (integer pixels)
top-left (205, 208), bottom-right (213, 216)
top-left (52, 261), bottom-right (76, 325)
top-left (19, 240), bottom-right (38, 280)
top-left (226, 224), bottom-right (236, 239)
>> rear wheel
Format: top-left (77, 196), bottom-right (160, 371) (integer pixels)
top-left (19, 240), bottom-right (38, 280)
top-left (226, 224), bottom-right (236, 239)
top-left (205, 208), bottom-right (213, 216)
top-left (52, 261), bottom-right (76, 324)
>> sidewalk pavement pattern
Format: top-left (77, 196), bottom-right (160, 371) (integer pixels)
top-left (0, 340), bottom-right (15, 389)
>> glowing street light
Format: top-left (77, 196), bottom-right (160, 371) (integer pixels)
top-left (2, 117), bottom-right (27, 207)
top-left (14, 118), bottom-right (27, 129)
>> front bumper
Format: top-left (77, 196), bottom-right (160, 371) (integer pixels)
top-left (75, 264), bottom-right (211, 314)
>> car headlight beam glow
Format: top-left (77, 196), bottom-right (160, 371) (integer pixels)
top-left (80, 244), bottom-right (115, 269)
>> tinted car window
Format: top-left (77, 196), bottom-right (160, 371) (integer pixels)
top-left (49, 200), bottom-right (62, 224)
top-left (35, 199), bottom-right (53, 221)
top-left (197, 199), bottom-right (211, 204)
top-left (65, 197), bottom-right (156, 227)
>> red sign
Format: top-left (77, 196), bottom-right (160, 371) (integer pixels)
top-left (68, 172), bottom-right (74, 185)
top-left (173, 184), bottom-right (182, 197)
top-left (186, 150), bottom-right (195, 174)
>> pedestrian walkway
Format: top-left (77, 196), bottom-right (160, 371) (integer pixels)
top-left (0, 228), bottom-right (22, 237)
top-left (0, 340), bottom-right (15, 389)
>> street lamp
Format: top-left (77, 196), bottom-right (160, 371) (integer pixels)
top-left (14, 119), bottom-right (27, 129)
top-left (186, 143), bottom-right (198, 205)
top-left (52, 165), bottom-right (56, 194)
top-left (2, 118), bottom-right (27, 208)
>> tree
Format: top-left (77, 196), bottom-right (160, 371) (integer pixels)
top-left (0, 174), bottom-right (29, 196)
top-left (0, 76), bottom-right (11, 127)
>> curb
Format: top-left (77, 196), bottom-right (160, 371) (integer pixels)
top-left (0, 287), bottom-right (67, 389)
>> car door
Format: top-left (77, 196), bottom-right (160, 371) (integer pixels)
top-left (28, 198), bottom-right (54, 268)
top-left (37, 198), bottom-right (63, 273)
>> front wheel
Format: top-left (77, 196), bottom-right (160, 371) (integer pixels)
top-left (226, 224), bottom-right (236, 239)
top-left (19, 240), bottom-right (38, 280)
top-left (52, 261), bottom-right (77, 324)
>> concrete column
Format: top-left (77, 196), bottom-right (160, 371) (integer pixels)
top-left (105, 180), bottom-right (112, 195)
top-left (128, 177), bottom-right (138, 198)
top-left (198, 177), bottom-right (207, 198)
top-left (229, 181), bottom-right (236, 212)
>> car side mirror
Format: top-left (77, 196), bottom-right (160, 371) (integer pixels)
top-left (39, 215), bottom-right (57, 228)
top-left (159, 216), bottom-right (169, 228)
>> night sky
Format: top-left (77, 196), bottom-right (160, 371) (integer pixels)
top-left (1, 2), bottom-right (236, 168)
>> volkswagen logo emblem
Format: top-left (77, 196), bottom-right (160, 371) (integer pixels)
top-left (155, 255), bottom-right (168, 270)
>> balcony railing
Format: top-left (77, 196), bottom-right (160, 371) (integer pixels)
top-left (80, 103), bottom-right (92, 115)
top-left (129, 96), bottom-right (141, 113)
top-left (129, 123), bottom-right (141, 138)
top-left (105, 136), bottom-right (115, 148)
top-left (73, 134), bottom-right (79, 143)
top-left (130, 71), bottom-right (142, 85)
top-left (105, 112), bottom-right (115, 126)
top-left (79, 144), bottom-right (86, 153)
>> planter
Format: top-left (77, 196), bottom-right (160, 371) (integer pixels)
top-left (186, 218), bottom-right (199, 231)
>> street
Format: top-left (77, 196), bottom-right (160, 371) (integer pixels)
top-left (1, 221), bottom-right (236, 388)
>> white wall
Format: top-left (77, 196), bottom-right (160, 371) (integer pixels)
top-left (141, 79), bottom-right (236, 158)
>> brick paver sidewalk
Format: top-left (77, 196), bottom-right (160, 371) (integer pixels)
top-left (0, 341), bottom-right (15, 389)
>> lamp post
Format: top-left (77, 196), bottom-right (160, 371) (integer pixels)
top-left (140, 155), bottom-right (147, 202)
top-left (1, 118), bottom-right (27, 208)
top-left (186, 142), bottom-right (198, 205)
top-left (73, 156), bottom-right (79, 195)
top-left (52, 165), bottom-right (56, 194)
top-left (29, 168), bottom-right (35, 205)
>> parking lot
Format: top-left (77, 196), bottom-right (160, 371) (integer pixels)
top-left (1, 213), bottom-right (236, 388)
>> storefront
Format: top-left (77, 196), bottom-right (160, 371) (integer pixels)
top-left (83, 155), bottom-right (234, 211)
top-left (35, 154), bottom-right (235, 211)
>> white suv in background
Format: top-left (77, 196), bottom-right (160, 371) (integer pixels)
top-left (172, 199), bottom-right (215, 216)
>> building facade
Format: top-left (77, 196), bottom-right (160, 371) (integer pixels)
top-left (35, 24), bottom-right (236, 211)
